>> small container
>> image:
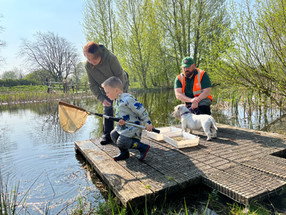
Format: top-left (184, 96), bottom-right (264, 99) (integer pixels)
top-left (163, 131), bottom-right (199, 148)
top-left (144, 126), bottom-right (182, 141)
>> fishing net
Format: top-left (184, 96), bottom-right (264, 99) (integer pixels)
top-left (58, 102), bottom-right (89, 134)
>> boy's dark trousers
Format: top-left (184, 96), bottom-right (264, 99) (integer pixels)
top-left (110, 130), bottom-right (150, 161)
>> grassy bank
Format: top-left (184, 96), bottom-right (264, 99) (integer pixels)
top-left (1, 156), bottom-right (279, 214)
top-left (0, 85), bottom-right (93, 105)
top-left (1, 178), bottom-right (278, 215)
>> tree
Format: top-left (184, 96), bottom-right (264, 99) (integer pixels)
top-left (24, 69), bottom-right (51, 84)
top-left (73, 62), bottom-right (86, 84)
top-left (83, 0), bottom-right (118, 52)
top-left (20, 32), bottom-right (79, 82)
top-left (83, 0), bottom-right (231, 88)
top-left (1, 71), bottom-right (18, 80)
top-left (1, 68), bottom-right (23, 80)
top-left (117, 0), bottom-right (165, 88)
top-left (156, 0), bottom-right (231, 70)
top-left (219, 0), bottom-right (286, 106)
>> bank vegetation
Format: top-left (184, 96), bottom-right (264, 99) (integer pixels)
top-left (1, 0), bottom-right (285, 110)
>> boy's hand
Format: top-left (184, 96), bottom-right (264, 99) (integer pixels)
top-left (118, 119), bottom-right (125, 126)
top-left (146, 124), bottom-right (153, 131)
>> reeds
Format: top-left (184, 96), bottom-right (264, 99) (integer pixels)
top-left (0, 173), bottom-right (23, 215)
top-left (0, 85), bottom-right (93, 105)
top-left (0, 173), bottom-right (278, 215)
top-left (0, 171), bottom-right (51, 215)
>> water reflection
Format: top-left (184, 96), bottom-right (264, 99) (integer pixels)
top-left (0, 100), bottom-right (103, 214)
top-left (0, 89), bottom-right (285, 213)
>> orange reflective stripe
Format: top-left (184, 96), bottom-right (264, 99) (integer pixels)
top-left (178, 71), bottom-right (213, 101)
top-left (182, 74), bottom-right (185, 93)
top-left (193, 69), bottom-right (204, 95)
top-left (193, 69), bottom-right (213, 101)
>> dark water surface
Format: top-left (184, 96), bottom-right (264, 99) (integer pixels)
top-left (1, 89), bottom-right (286, 214)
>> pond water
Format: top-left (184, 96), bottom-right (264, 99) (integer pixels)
top-left (1, 89), bottom-right (286, 214)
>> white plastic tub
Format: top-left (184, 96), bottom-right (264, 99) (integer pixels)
top-left (144, 126), bottom-right (182, 141)
top-left (162, 131), bottom-right (199, 148)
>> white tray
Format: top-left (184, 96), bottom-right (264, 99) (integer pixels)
top-left (144, 126), bottom-right (182, 141)
top-left (162, 131), bottom-right (199, 148)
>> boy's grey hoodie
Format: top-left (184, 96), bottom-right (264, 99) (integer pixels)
top-left (115, 93), bottom-right (152, 139)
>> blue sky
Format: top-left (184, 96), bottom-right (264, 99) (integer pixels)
top-left (0, 0), bottom-right (86, 76)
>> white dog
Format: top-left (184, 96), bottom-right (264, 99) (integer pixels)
top-left (173, 104), bottom-right (217, 141)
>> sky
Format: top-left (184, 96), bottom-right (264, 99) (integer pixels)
top-left (0, 0), bottom-right (87, 76)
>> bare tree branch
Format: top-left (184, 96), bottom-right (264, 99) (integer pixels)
top-left (20, 32), bottom-right (79, 81)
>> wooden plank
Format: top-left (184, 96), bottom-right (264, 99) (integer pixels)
top-left (90, 138), bottom-right (181, 193)
top-left (92, 137), bottom-right (202, 191)
top-left (242, 155), bottom-right (286, 180)
top-left (74, 124), bottom-right (286, 207)
top-left (75, 140), bottom-right (153, 207)
top-left (203, 164), bottom-right (286, 205)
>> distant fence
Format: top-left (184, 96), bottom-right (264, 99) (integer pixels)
top-left (0, 82), bottom-right (93, 105)
top-left (46, 82), bottom-right (89, 94)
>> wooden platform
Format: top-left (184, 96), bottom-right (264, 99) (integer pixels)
top-left (75, 124), bottom-right (286, 207)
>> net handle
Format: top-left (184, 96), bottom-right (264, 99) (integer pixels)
top-left (58, 101), bottom-right (160, 133)
top-left (59, 101), bottom-right (88, 113)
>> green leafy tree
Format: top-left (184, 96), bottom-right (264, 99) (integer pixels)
top-left (1, 68), bottom-right (23, 80)
top-left (156, 0), bottom-right (231, 71)
top-left (219, 0), bottom-right (286, 106)
top-left (117, 0), bottom-right (164, 88)
top-left (1, 71), bottom-right (18, 80)
top-left (83, 0), bottom-right (118, 52)
top-left (83, 0), bottom-right (231, 88)
top-left (24, 69), bottom-right (51, 84)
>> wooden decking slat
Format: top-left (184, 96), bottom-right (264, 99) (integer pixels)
top-left (75, 124), bottom-right (286, 207)
top-left (75, 140), bottom-right (153, 206)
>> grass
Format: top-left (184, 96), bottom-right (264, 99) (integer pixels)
top-left (1, 156), bottom-right (282, 215)
top-left (65, 176), bottom-right (281, 215)
top-left (84, 189), bottom-right (279, 215)
top-left (228, 201), bottom-right (278, 215)
top-left (0, 181), bottom-right (20, 215)
top-left (0, 173), bottom-right (25, 215)
top-left (0, 84), bottom-right (156, 105)
top-left (0, 171), bottom-right (51, 215)
top-left (0, 85), bottom-right (93, 105)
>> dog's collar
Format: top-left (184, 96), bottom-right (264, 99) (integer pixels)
top-left (181, 111), bottom-right (190, 116)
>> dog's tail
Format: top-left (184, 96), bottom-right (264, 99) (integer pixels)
top-left (211, 117), bottom-right (218, 130)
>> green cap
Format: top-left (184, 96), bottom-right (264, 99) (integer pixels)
top-left (181, 57), bottom-right (195, 68)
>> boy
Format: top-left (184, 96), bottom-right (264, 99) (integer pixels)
top-left (101, 76), bottom-right (153, 161)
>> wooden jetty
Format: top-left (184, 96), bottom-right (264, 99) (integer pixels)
top-left (75, 124), bottom-right (286, 207)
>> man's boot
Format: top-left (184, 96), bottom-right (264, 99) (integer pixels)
top-left (132, 141), bottom-right (150, 161)
top-left (113, 148), bottom-right (130, 161)
top-left (100, 135), bottom-right (112, 145)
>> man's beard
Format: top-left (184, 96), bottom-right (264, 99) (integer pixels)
top-left (185, 70), bottom-right (195, 78)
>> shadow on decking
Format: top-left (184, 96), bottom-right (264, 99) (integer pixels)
top-left (216, 126), bottom-right (286, 148)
